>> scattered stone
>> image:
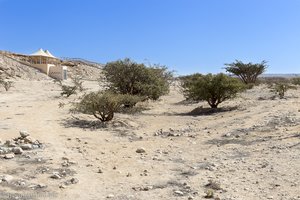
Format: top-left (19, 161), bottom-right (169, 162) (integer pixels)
top-left (20, 144), bottom-right (33, 150)
top-left (106, 194), bottom-right (114, 198)
top-left (4, 153), bottom-right (15, 159)
top-left (70, 178), bottom-right (79, 184)
top-left (0, 147), bottom-right (12, 155)
top-left (62, 161), bottom-right (70, 167)
top-left (204, 189), bottom-right (214, 198)
top-left (205, 180), bottom-right (222, 190)
top-left (16, 180), bottom-right (26, 187)
top-left (28, 183), bottom-right (47, 189)
top-left (50, 172), bottom-right (61, 179)
top-left (1, 175), bottom-right (14, 182)
top-left (24, 136), bottom-right (34, 143)
top-left (143, 186), bottom-right (152, 191)
top-left (140, 169), bottom-right (148, 176)
top-left (136, 148), bottom-right (146, 153)
top-left (132, 185), bottom-right (153, 191)
top-left (59, 184), bottom-right (67, 189)
top-left (37, 183), bottom-right (47, 188)
top-left (64, 177), bottom-right (79, 185)
top-left (5, 140), bottom-right (17, 147)
top-left (12, 147), bottom-right (23, 154)
top-left (174, 190), bottom-right (184, 196)
top-left (126, 173), bottom-right (132, 177)
top-left (98, 169), bottom-right (103, 173)
top-left (20, 131), bottom-right (30, 138)
top-left (224, 133), bottom-right (231, 137)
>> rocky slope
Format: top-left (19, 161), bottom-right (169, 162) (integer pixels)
top-left (0, 51), bottom-right (103, 81)
top-left (0, 52), bottom-right (50, 80)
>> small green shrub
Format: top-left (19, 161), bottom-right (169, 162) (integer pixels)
top-left (118, 94), bottom-right (146, 114)
top-left (56, 76), bottom-right (84, 98)
top-left (272, 83), bottom-right (296, 99)
top-left (181, 73), bottom-right (244, 108)
top-left (73, 91), bottom-right (125, 122)
top-left (103, 58), bottom-right (172, 100)
top-left (118, 94), bottom-right (143, 108)
top-left (60, 85), bottom-right (77, 97)
top-left (292, 77), bottom-right (300, 85)
top-left (71, 75), bottom-right (84, 91)
top-left (0, 80), bottom-right (13, 91)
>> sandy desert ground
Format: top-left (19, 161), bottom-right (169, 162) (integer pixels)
top-left (0, 79), bottom-right (299, 200)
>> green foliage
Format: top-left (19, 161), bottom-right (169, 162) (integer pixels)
top-left (60, 84), bottom-right (77, 97)
top-left (71, 75), bottom-right (84, 91)
top-left (118, 94), bottom-right (146, 114)
top-left (180, 73), bottom-right (205, 102)
top-left (118, 93), bottom-right (142, 108)
top-left (56, 76), bottom-right (84, 97)
top-left (103, 58), bottom-right (172, 100)
top-left (73, 91), bottom-right (124, 122)
top-left (225, 60), bottom-right (267, 84)
top-left (292, 77), bottom-right (300, 85)
top-left (181, 73), bottom-right (244, 108)
top-left (272, 83), bottom-right (296, 99)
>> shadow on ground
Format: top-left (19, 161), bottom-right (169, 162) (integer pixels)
top-left (176, 106), bottom-right (238, 116)
top-left (61, 117), bottom-right (107, 130)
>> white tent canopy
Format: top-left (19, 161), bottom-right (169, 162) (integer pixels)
top-left (45, 50), bottom-right (56, 58)
top-left (30, 48), bottom-right (56, 58)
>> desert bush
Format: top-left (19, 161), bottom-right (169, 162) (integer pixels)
top-left (71, 75), bottom-right (84, 91)
top-left (54, 80), bottom-right (74, 97)
top-left (56, 76), bottom-right (84, 97)
top-left (118, 93), bottom-right (142, 108)
top-left (181, 73), bottom-right (244, 108)
top-left (0, 80), bottom-right (13, 91)
top-left (272, 83), bottom-right (296, 99)
top-left (225, 60), bottom-right (267, 84)
top-left (60, 84), bottom-right (77, 97)
top-left (73, 91), bottom-right (122, 122)
top-left (118, 94), bottom-right (146, 114)
top-left (103, 58), bottom-right (172, 100)
top-left (292, 77), bottom-right (300, 85)
top-left (180, 73), bottom-right (205, 102)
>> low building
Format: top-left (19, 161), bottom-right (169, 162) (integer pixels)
top-left (29, 49), bottom-right (67, 80)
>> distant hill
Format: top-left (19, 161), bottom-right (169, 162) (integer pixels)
top-left (61, 57), bottom-right (104, 69)
top-left (259, 74), bottom-right (300, 78)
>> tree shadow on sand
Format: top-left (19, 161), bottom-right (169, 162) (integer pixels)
top-left (61, 117), bottom-right (107, 130)
top-left (176, 106), bottom-right (238, 116)
top-left (60, 116), bottom-right (138, 131)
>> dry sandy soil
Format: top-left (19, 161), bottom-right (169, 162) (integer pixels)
top-left (0, 80), bottom-right (299, 200)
